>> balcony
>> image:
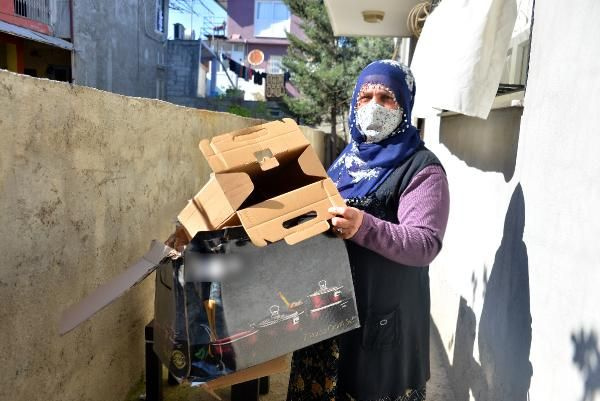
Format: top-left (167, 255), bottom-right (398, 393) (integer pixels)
top-left (1, 0), bottom-right (73, 39)
top-left (13, 0), bottom-right (50, 26)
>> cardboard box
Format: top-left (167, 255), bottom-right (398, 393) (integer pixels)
top-left (178, 118), bottom-right (345, 247)
top-left (202, 355), bottom-right (288, 392)
top-left (59, 240), bottom-right (174, 335)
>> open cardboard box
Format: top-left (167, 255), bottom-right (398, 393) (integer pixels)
top-left (178, 118), bottom-right (345, 246)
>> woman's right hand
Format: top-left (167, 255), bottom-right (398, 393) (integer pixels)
top-left (329, 206), bottom-right (364, 239)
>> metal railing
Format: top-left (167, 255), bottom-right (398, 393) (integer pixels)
top-left (202, 16), bottom-right (227, 39)
top-left (13, 0), bottom-right (51, 26)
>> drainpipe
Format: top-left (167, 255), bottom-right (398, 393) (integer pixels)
top-left (392, 37), bottom-right (399, 61)
top-left (210, 54), bottom-right (218, 96)
top-left (408, 37), bottom-right (417, 65)
top-left (393, 37), bottom-right (415, 66)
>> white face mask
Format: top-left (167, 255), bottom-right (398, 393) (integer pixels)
top-left (356, 101), bottom-right (403, 143)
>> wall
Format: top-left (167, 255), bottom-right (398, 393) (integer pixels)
top-left (198, 63), bottom-right (207, 97)
top-left (166, 39), bottom-right (199, 99)
top-left (424, 1), bottom-right (600, 401)
top-left (438, 107), bottom-right (522, 182)
top-left (72, 0), bottom-right (168, 99)
top-left (0, 69), bottom-right (324, 401)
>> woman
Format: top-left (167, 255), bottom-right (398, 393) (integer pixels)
top-left (287, 60), bottom-right (450, 401)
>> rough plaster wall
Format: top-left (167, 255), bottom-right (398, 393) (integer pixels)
top-left (0, 70), bottom-right (324, 401)
top-left (425, 1), bottom-right (600, 401)
top-left (72, 0), bottom-right (167, 98)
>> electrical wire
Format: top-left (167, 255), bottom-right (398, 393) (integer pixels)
top-left (198, 0), bottom-right (215, 15)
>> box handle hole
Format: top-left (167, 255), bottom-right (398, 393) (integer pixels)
top-left (282, 211), bottom-right (317, 229)
top-left (254, 149), bottom-right (274, 163)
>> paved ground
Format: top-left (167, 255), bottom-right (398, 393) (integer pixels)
top-left (146, 335), bottom-right (457, 401)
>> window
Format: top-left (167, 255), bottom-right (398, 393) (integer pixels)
top-left (496, 0), bottom-right (532, 96)
top-left (255, 0), bottom-right (291, 39)
top-left (156, 0), bottom-right (165, 33)
top-left (231, 43), bottom-right (245, 64)
top-left (267, 55), bottom-right (283, 74)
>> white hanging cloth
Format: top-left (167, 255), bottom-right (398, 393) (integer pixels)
top-left (410, 0), bottom-right (518, 119)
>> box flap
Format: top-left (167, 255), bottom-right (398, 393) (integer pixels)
top-left (214, 172), bottom-right (255, 210)
top-left (178, 173), bottom-right (252, 238)
top-left (59, 240), bottom-right (173, 335)
top-left (201, 355), bottom-right (288, 391)
top-left (296, 145), bottom-right (328, 178)
top-left (198, 118), bottom-right (310, 173)
top-left (237, 178), bottom-right (345, 247)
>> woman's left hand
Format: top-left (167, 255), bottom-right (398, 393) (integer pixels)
top-left (328, 206), bottom-right (364, 239)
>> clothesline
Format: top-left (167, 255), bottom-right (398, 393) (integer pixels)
top-left (222, 54), bottom-right (290, 86)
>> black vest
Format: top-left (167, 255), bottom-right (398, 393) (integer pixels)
top-left (337, 147), bottom-right (444, 399)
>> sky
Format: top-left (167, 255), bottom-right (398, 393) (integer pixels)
top-left (167, 0), bottom-right (227, 40)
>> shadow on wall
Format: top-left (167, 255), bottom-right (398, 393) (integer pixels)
top-left (433, 183), bottom-right (532, 401)
top-left (478, 183), bottom-right (532, 400)
top-left (439, 108), bottom-right (523, 182)
top-left (571, 329), bottom-right (600, 401)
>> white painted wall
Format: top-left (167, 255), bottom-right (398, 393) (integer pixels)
top-left (198, 64), bottom-right (207, 97)
top-left (424, 1), bottom-right (600, 400)
top-left (213, 69), bottom-right (266, 100)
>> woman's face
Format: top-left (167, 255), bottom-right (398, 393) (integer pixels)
top-left (356, 84), bottom-right (399, 110)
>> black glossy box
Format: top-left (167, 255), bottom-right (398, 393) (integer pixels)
top-left (153, 227), bottom-right (359, 384)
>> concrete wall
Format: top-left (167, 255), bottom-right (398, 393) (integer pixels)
top-left (72, 0), bottom-right (168, 99)
top-left (424, 1), bottom-right (600, 400)
top-left (166, 39), bottom-right (200, 99)
top-left (0, 69), bottom-right (325, 401)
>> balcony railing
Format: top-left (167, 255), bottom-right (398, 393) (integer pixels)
top-left (202, 16), bottom-right (227, 39)
top-left (13, 0), bottom-right (51, 26)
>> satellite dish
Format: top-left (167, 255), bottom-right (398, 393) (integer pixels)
top-left (247, 49), bottom-right (265, 66)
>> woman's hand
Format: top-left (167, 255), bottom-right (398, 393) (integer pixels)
top-left (328, 206), bottom-right (364, 239)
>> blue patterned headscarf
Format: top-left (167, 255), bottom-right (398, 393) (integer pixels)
top-left (327, 60), bottom-right (423, 198)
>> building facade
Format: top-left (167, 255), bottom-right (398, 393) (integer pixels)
top-left (71, 0), bottom-right (169, 99)
top-left (208, 0), bottom-right (304, 100)
top-left (1, 0), bottom-right (169, 99)
top-left (0, 0), bottom-right (73, 81)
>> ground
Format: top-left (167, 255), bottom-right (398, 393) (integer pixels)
top-left (128, 335), bottom-right (456, 401)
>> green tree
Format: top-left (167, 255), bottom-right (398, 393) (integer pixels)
top-left (282, 0), bottom-right (393, 152)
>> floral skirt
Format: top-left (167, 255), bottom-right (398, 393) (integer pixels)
top-left (286, 338), bottom-right (426, 401)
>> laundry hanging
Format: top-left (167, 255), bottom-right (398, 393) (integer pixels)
top-left (410, 0), bottom-right (518, 119)
top-left (222, 54), bottom-right (291, 87)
